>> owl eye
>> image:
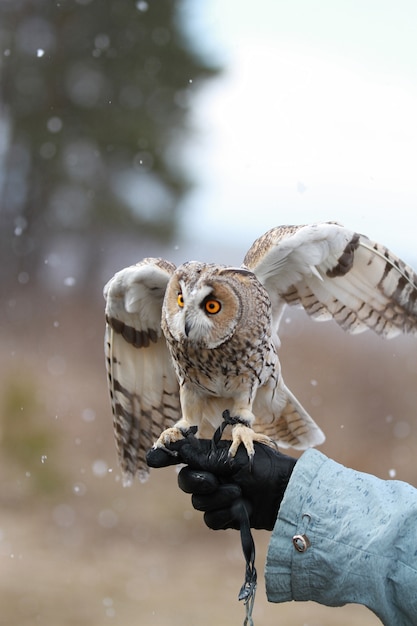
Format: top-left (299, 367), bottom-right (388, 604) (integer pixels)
top-left (177, 293), bottom-right (184, 308)
top-left (204, 298), bottom-right (221, 315)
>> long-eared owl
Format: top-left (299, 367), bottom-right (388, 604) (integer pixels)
top-left (104, 222), bottom-right (417, 483)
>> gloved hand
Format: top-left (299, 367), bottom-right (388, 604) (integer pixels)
top-left (146, 437), bottom-right (297, 531)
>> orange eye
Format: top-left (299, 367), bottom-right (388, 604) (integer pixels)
top-left (204, 299), bottom-right (221, 314)
top-left (177, 293), bottom-right (184, 307)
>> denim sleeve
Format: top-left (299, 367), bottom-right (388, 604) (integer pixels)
top-left (265, 449), bottom-right (417, 626)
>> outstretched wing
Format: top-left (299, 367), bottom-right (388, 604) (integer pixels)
top-left (244, 222), bottom-right (417, 338)
top-left (104, 258), bottom-right (181, 484)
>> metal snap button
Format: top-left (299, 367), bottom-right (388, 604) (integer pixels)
top-left (292, 534), bottom-right (311, 552)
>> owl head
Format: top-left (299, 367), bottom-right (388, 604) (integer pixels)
top-left (162, 261), bottom-right (267, 349)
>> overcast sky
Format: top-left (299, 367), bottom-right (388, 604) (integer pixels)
top-left (178, 0), bottom-right (417, 265)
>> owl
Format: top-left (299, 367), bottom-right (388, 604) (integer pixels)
top-left (104, 222), bottom-right (417, 484)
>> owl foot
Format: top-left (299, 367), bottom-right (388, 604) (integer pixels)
top-left (229, 423), bottom-right (275, 460)
top-left (153, 425), bottom-right (197, 456)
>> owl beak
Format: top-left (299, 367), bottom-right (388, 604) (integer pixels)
top-left (184, 319), bottom-right (191, 337)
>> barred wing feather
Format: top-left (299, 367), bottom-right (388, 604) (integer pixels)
top-left (244, 222), bottom-right (417, 338)
top-left (104, 258), bottom-right (181, 484)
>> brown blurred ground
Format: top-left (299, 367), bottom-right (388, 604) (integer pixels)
top-left (1, 286), bottom-right (415, 626)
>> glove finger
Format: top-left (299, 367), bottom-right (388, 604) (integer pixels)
top-left (146, 434), bottom-right (202, 468)
top-left (204, 508), bottom-right (240, 531)
top-left (192, 483), bottom-right (242, 512)
top-left (178, 467), bottom-right (219, 495)
top-left (146, 446), bottom-right (182, 468)
top-left (178, 439), bottom-right (233, 474)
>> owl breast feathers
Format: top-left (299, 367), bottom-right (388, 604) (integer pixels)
top-left (104, 222), bottom-right (417, 483)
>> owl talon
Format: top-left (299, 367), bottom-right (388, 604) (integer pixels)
top-left (153, 424), bottom-right (199, 452)
top-left (229, 423), bottom-right (275, 461)
top-left (154, 426), bottom-right (186, 449)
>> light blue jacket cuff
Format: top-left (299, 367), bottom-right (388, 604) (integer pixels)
top-left (265, 448), bottom-right (417, 625)
top-left (265, 448), bottom-right (328, 603)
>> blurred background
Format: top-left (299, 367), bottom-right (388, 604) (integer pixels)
top-left (0, 1), bottom-right (416, 624)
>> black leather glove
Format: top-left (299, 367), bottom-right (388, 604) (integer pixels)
top-left (146, 437), bottom-right (296, 531)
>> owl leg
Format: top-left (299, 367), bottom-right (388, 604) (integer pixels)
top-left (225, 410), bottom-right (276, 459)
top-left (229, 423), bottom-right (275, 458)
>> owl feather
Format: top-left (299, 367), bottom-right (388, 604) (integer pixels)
top-left (104, 258), bottom-right (181, 483)
top-left (244, 223), bottom-right (417, 338)
top-left (104, 223), bottom-right (417, 483)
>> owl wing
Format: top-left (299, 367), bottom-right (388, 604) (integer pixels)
top-left (244, 222), bottom-right (417, 338)
top-left (254, 377), bottom-right (326, 450)
top-left (104, 258), bottom-right (181, 485)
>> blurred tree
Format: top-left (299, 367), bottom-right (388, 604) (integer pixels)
top-left (0, 0), bottom-right (219, 289)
